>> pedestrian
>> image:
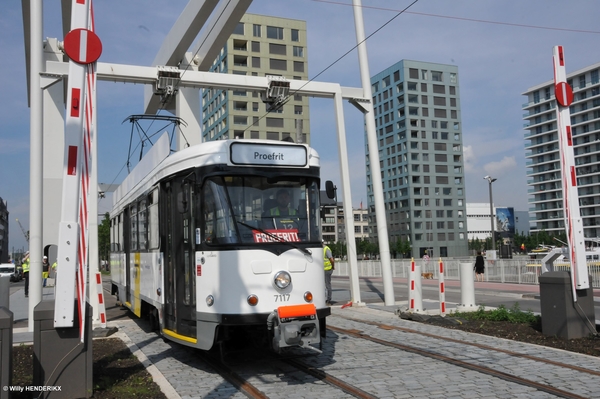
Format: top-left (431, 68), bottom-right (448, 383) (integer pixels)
top-left (323, 241), bottom-right (335, 305)
top-left (474, 251), bottom-right (485, 282)
top-left (22, 253), bottom-right (30, 297)
top-left (42, 256), bottom-right (50, 287)
top-left (422, 252), bottom-right (430, 270)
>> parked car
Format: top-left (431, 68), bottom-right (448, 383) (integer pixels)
top-left (0, 263), bottom-right (19, 282)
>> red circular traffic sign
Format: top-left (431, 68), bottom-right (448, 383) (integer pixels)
top-left (64, 28), bottom-right (102, 64)
top-left (555, 82), bottom-right (573, 107)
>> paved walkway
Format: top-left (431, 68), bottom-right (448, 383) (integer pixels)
top-left (5, 282), bottom-right (600, 398)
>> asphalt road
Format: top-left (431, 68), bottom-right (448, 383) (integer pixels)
top-left (330, 275), bottom-right (600, 321)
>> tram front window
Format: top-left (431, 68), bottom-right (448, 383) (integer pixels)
top-left (197, 176), bottom-right (320, 246)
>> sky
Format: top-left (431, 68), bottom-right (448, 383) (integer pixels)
top-left (1, 0), bottom-right (599, 253)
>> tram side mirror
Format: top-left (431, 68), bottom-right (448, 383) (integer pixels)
top-left (325, 180), bottom-right (336, 200)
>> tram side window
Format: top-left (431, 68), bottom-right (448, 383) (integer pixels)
top-left (201, 179), bottom-right (238, 244)
top-left (148, 189), bottom-right (159, 249)
top-left (110, 215), bottom-right (121, 252)
top-left (138, 197), bottom-right (148, 251)
top-left (130, 203), bottom-right (138, 251)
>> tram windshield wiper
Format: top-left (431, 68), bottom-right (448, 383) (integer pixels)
top-left (236, 221), bottom-right (312, 256)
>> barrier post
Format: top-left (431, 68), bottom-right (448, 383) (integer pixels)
top-left (438, 258), bottom-right (446, 316)
top-left (94, 272), bottom-right (106, 328)
top-left (408, 258), bottom-right (423, 312)
top-left (458, 262), bottom-right (477, 311)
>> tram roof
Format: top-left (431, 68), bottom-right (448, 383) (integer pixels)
top-left (112, 135), bottom-right (320, 212)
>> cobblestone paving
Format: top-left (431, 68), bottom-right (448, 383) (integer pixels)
top-left (112, 305), bottom-right (600, 398)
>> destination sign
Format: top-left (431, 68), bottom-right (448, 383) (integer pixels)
top-left (230, 142), bottom-right (307, 167)
top-left (252, 229), bottom-right (301, 243)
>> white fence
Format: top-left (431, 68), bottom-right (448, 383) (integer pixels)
top-left (333, 258), bottom-right (600, 288)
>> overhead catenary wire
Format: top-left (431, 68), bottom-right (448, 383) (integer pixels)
top-left (311, 0), bottom-right (600, 35)
top-left (238, 0), bottom-right (421, 135)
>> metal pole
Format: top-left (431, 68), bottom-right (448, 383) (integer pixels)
top-left (28, 0), bottom-right (44, 332)
top-left (352, 0), bottom-right (395, 306)
top-left (488, 181), bottom-right (495, 253)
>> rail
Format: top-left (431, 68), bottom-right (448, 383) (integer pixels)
top-left (333, 257), bottom-right (600, 288)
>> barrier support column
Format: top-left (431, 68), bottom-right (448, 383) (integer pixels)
top-left (457, 262), bottom-right (476, 311)
top-left (408, 258), bottom-right (423, 312)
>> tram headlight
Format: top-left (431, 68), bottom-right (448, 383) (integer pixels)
top-left (274, 271), bottom-right (291, 289)
top-left (206, 295), bottom-right (214, 307)
top-left (304, 291), bottom-right (313, 303)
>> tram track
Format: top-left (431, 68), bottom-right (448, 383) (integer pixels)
top-left (328, 314), bottom-right (599, 399)
top-left (197, 345), bottom-right (380, 399)
top-left (335, 314), bottom-right (600, 378)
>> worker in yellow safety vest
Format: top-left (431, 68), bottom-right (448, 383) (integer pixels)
top-left (323, 241), bottom-right (335, 306)
top-left (21, 254), bottom-right (30, 297)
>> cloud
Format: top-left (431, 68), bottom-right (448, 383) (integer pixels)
top-left (483, 156), bottom-right (518, 177)
top-left (462, 145), bottom-right (476, 172)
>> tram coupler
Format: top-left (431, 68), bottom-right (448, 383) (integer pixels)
top-left (268, 304), bottom-right (320, 352)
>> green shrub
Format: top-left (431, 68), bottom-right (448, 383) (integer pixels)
top-left (450, 303), bottom-right (539, 324)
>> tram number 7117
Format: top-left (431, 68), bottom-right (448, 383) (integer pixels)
top-left (274, 294), bottom-right (291, 302)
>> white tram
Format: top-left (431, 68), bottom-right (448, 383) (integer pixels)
top-left (110, 136), bottom-right (330, 352)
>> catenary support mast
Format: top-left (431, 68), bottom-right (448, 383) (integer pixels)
top-left (352, 0), bottom-right (395, 306)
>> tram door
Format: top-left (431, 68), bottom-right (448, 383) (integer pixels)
top-left (123, 207), bottom-right (131, 305)
top-left (163, 178), bottom-right (197, 338)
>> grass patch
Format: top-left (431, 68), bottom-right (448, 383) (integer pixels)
top-left (450, 303), bottom-right (540, 324)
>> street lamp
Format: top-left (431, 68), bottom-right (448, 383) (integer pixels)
top-left (484, 176), bottom-right (497, 255)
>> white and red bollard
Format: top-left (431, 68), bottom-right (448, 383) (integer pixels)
top-left (94, 272), bottom-right (106, 328)
top-left (408, 258), bottom-right (423, 312)
top-left (438, 258), bottom-right (446, 316)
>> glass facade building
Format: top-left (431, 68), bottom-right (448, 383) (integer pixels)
top-left (522, 62), bottom-right (600, 237)
top-left (367, 60), bottom-right (469, 258)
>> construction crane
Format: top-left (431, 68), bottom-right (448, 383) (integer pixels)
top-left (15, 218), bottom-right (29, 242)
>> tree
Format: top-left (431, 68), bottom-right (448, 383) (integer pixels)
top-left (98, 213), bottom-right (110, 269)
top-left (393, 238), bottom-right (411, 258)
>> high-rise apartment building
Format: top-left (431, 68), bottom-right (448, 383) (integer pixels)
top-left (367, 60), bottom-right (469, 258)
top-left (522, 62), bottom-right (600, 237)
top-left (202, 14), bottom-right (310, 143)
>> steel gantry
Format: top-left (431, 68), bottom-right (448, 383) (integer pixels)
top-left (22, 0), bottom-right (397, 335)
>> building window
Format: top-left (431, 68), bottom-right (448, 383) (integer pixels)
top-left (433, 84), bottom-right (445, 94)
top-left (251, 41), bottom-right (260, 52)
top-left (293, 46), bottom-right (304, 57)
top-left (270, 58), bottom-right (287, 70)
top-left (293, 61), bottom-right (305, 72)
top-left (252, 57), bottom-right (260, 68)
top-left (266, 117), bottom-right (284, 127)
top-left (434, 109), bottom-right (447, 118)
top-left (233, 115), bottom-right (247, 125)
top-left (253, 24), bottom-right (261, 37)
top-left (267, 26), bottom-right (284, 39)
top-left (266, 131), bottom-right (280, 140)
top-left (233, 22), bottom-right (244, 35)
top-left (431, 71), bottom-right (443, 82)
top-left (291, 28), bottom-right (299, 42)
top-left (269, 43), bottom-right (286, 55)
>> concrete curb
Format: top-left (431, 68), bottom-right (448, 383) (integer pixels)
top-left (111, 322), bottom-right (182, 399)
